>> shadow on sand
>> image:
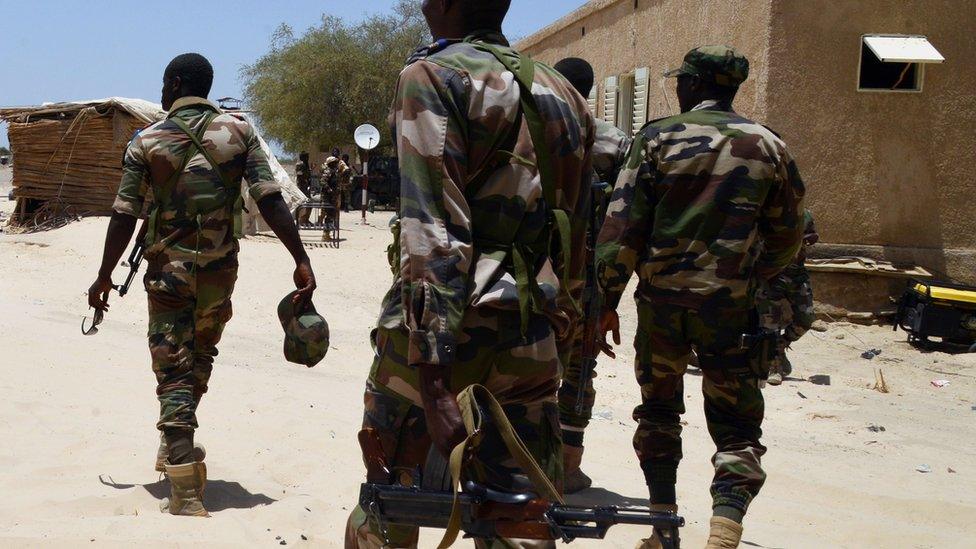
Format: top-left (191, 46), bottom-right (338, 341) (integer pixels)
top-left (99, 474), bottom-right (276, 512)
top-left (564, 486), bottom-right (649, 508)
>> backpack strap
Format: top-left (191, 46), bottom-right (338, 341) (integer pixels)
top-left (145, 111), bottom-right (217, 247)
top-left (465, 39), bottom-right (578, 332)
top-left (171, 116), bottom-right (246, 238)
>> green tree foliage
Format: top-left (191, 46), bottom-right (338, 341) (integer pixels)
top-left (242, 1), bottom-right (429, 154)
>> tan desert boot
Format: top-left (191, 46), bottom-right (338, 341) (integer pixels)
top-left (155, 434), bottom-right (207, 473)
top-left (635, 504), bottom-right (678, 549)
top-left (162, 461), bottom-right (209, 517)
top-left (705, 516), bottom-right (743, 548)
top-left (563, 445), bottom-right (592, 494)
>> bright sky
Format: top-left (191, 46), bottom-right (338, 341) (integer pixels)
top-left (0, 0), bottom-right (587, 149)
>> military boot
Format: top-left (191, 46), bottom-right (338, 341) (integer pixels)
top-left (562, 444), bottom-right (592, 494)
top-left (635, 504), bottom-right (678, 549)
top-left (705, 516), bottom-right (743, 549)
top-left (162, 461), bottom-right (209, 517)
top-left (155, 433), bottom-right (206, 473)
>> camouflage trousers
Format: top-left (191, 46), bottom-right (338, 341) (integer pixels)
top-left (556, 322), bottom-right (594, 449)
top-left (633, 301), bottom-right (767, 513)
top-left (145, 267), bottom-right (236, 431)
top-left (347, 308), bottom-right (562, 549)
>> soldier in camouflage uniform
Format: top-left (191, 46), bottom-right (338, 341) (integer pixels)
top-left (755, 211), bottom-right (818, 386)
top-left (320, 149), bottom-right (347, 225)
top-left (345, 1), bottom-right (594, 547)
top-left (87, 53), bottom-right (316, 517)
top-left (596, 46), bottom-right (805, 548)
top-left (552, 56), bottom-right (632, 493)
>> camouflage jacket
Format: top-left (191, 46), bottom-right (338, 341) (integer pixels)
top-left (592, 119), bottom-right (631, 186)
top-left (381, 31), bottom-right (595, 366)
top-left (596, 100), bottom-right (805, 311)
top-left (113, 97), bottom-right (279, 272)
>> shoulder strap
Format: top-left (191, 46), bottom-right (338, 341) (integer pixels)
top-left (467, 40), bottom-right (556, 208)
top-left (170, 114), bottom-right (234, 191)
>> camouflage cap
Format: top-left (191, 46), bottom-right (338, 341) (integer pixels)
top-left (663, 45), bottom-right (749, 88)
top-left (277, 291), bottom-right (329, 367)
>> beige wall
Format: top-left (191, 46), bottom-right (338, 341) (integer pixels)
top-left (766, 0), bottom-right (976, 282)
top-left (520, 0), bottom-right (773, 122)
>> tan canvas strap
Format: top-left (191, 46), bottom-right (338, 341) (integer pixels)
top-left (437, 384), bottom-right (563, 548)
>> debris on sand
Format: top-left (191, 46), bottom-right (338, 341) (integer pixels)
top-left (916, 464), bottom-right (932, 473)
top-left (872, 369), bottom-right (890, 394)
top-left (867, 424), bottom-right (886, 433)
top-left (930, 379), bottom-right (950, 388)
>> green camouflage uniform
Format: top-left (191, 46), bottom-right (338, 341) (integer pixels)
top-left (348, 32), bottom-right (594, 548)
top-left (755, 211), bottom-right (817, 377)
top-left (558, 118), bottom-right (631, 450)
top-left (596, 47), bottom-right (805, 514)
top-left (113, 96), bottom-right (279, 432)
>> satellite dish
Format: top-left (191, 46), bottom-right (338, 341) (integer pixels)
top-left (354, 124), bottom-right (381, 151)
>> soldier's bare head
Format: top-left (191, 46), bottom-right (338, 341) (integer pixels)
top-left (554, 57), bottom-right (595, 99)
top-left (161, 53), bottom-right (214, 111)
top-left (421, 0), bottom-right (511, 40)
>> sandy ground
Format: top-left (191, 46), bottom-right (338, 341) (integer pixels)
top-left (1, 181), bottom-right (974, 548)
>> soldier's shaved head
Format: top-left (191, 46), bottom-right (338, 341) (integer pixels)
top-left (161, 53), bottom-right (214, 110)
top-left (554, 57), bottom-right (595, 99)
top-left (422, 0), bottom-right (511, 40)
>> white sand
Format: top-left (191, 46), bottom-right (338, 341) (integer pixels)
top-left (1, 197), bottom-right (974, 547)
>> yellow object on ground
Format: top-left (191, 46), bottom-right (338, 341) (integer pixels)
top-left (913, 283), bottom-right (976, 305)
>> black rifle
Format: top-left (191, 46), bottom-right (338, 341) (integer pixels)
top-left (358, 429), bottom-right (683, 547)
top-left (576, 180), bottom-right (609, 413)
top-left (359, 482), bottom-right (683, 546)
top-left (82, 221), bottom-right (148, 335)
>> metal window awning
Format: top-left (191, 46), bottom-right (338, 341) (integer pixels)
top-left (863, 35), bottom-right (945, 63)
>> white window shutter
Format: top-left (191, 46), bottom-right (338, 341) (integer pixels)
top-left (587, 87), bottom-right (598, 118)
top-left (603, 76), bottom-right (618, 126)
top-left (632, 67), bottom-right (650, 135)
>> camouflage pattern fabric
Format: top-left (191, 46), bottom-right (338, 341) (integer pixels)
top-left (277, 291), bottom-right (330, 367)
top-left (597, 99), bottom-right (806, 313)
top-left (557, 119), bottom-right (631, 449)
top-left (350, 29), bottom-right (592, 548)
top-left (633, 301), bottom-right (766, 512)
top-left (663, 45), bottom-right (750, 88)
top-left (595, 98), bottom-right (804, 514)
top-left (113, 96), bottom-right (278, 432)
top-left (376, 30), bottom-right (594, 366)
top-left (113, 96), bottom-right (280, 271)
top-left (348, 309), bottom-right (562, 548)
top-left (146, 267), bottom-right (237, 430)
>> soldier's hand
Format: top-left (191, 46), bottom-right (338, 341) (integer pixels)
top-left (419, 364), bottom-right (466, 458)
top-left (597, 309), bottom-right (621, 359)
top-left (293, 259), bottom-right (316, 306)
top-left (87, 275), bottom-right (113, 312)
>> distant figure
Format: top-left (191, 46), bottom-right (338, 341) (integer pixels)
top-left (295, 151), bottom-right (312, 226)
top-left (552, 55), bottom-right (633, 494)
top-left (596, 46), bottom-right (805, 548)
top-left (755, 210), bottom-right (819, 386)
top-left (340, 153), bottom-right (354, 212)
top-left (320, 148), bottom-right (348, 225)
top-left (87, 52), bottom-right (316, 517)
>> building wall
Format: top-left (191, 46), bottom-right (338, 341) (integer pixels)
top-left (519, 0), bottom-right (774, 124)
top-left (766, 0), bottom-right (976, 283)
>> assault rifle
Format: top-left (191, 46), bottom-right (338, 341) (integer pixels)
top-left (82, 221), bottom-right (148, 335)
top-left (576, 180), bottom-right (610, 413)
top-left (358, 429), bottom-right (683, 547)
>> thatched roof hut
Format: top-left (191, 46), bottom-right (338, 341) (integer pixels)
top-left (0, 98), bottom-right (163, 217)
top-left (0, 98), bottom-right (304, 233)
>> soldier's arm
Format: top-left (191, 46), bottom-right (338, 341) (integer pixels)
top-left (243, 125), bottom-right (316, 304)
top-left (88, 138), bottom-right (147, 310)
top-left (395, 59), bottom-right (472, 368)
top-left (595, 135), bottom-right (655, 311)
top-left (755, 148), bottom-right (806, 280)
